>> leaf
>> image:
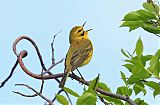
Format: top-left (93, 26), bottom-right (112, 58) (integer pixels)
top-left (76, 92), bottom-right (96, 105)
top-left (98, 82), bottom-right (111, 92)
top-left (123, 64), bottom-right (134, 72)
top-left (134, 98), bottom-right (149, 105)
top-left (56, 94), bottom-right (69, 105)
top-left (99, 94), bottom-right (124, 105)
top-left (121, 49), bottom-right (130, 58)
top-left (143, 2), bottom-right (159, 14)
top-left (63, 87), bottom-right (80, 97)
top-left (88, 75), bottom-right (100, 91)
top-left (133, 84), bottom-right (146, 95)
top-left (136, 9), bottom-right (157, 20)
top-left (144, 81), bottom-right (160, 97)
top-left (120, 71), bottom-right (127, 83)
top-left (148, 50), bottom-right (160, 77)
top-left (141, 55), bottom-right (153, 66)
top-left (142, 23), bottom-right (160, 34)
top-left (120, 21), bottom-right (143, 31)
top-left (141, 55), bottom-right (152, 61)
top-left (116, 86), bottom-right (132, 96)
top-left (136, 37), bottom-right (143, 57)
top-left (122, 11), bottom-right (142, 21)
top-left (127, 69), bottom-right (151, 84)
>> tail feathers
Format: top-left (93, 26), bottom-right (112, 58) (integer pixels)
top-left (59, 71), bottom-right (69, 88)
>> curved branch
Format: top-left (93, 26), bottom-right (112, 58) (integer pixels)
top-left (17, 50), bottom-right (136, 105)
top-left (13, 36), bottom-right (136, 105)
top-left (13, 36), bottom-right (47, 70)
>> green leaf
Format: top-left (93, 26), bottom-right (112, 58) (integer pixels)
top-left (142, 23), bottom-right (160, 34)
top-left (136, 9), bottom-right (157, 20)
top-left (116, 86), bottom-right (132, 96)
top-left (56, 94), bottom-right (69, 105)
top-left (88, 75), bottom-right (100, 91)
top-left (98, 82), bottom-right (111, 92)
top-left (120, 71), bottom-right (127, 83)
top-left (141, 55), bottom-right (153, 66)
top-left (136, 37), bottom-right (143, 57)
top-left (127, 69), bottom-right (151, 84)
top-left (141, 55), bottom-right (152, 61)
top-left (144, 81), bottom-right (160, 97)
top-left (76, 92), bottom-right (96, 105)
top-left (99, 94), bottom-right (124, 105)
top-left (143, 2), bottom-right (159, 14)
top-left (133, 84), bottom-right (146, 95)
top-left (134, 98), bottom-right (148, 105)
top-left (148, 50), bottom-right (160, 77)
top-left (122, 11), bottom-right (142, 21)
top-left (120, 21), bottom-right (143, 31)
top-left (121, 49), bottom-right (130, 58)
top-left (123, 64), bottom-right (134, 73)
top-left (63, 87), bottom-right (80, 97)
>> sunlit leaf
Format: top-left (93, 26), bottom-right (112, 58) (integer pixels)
top-left (142, 23), bottom-right (160, 34)
top-left (88, 75), bottom-right (100, 91)
top-left (133, 84), bottom-right (146, 95)
top-left (56, 94), bottom-right (69, 105)
top-left (136, 37), bottom-right (143, 57)
top-left (144, 81), bottom-right (160, 97)
top-left (98, 82), bottom-right (111, 92)
top-left (143, 2), bottom-right (159, 14)
top-left (63, 87), bottom-right (80, 97)
top-left (76, 92), bottom-right (96, 105)
top-left (99, 94), bottom-right (124, 105)
top-left (120, 71), bottom-right (127, 83)
top-left (121, 49), bottom-right (130, 58)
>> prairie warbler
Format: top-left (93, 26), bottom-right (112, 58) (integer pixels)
top-left (59, 22), bottom-right (93, 88)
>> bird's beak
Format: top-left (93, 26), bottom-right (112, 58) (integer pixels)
top-left (86, 28), bottom-right (93, 32)
top-left (82, 21), bottom-right (87, 28)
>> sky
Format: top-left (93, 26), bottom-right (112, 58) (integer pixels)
top-left (0, 0), bottom-right (159, 105)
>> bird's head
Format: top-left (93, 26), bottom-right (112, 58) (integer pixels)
top-left (69, 22), bottom-right (92, 43)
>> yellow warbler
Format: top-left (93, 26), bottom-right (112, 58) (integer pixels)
top-left (59, 22), bottom-right (93, 88)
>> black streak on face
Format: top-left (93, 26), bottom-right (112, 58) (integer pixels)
top-left (81, 31), bottom-right (84, 36)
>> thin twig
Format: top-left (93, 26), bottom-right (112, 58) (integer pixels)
top-left (98, 95), bottom-right (108, 105)
top-left (64, 90), bottom-right (73, 105)
top-left (51, 30), bottom-right (62, 64)
top-left (13, 84), bottom-right (53, 105)
top-left (43, 58), bottom-right (64, 75)
top-left (13, 68), bottom-right (45, 97)
top-left (0, 59), bottom-right (18, 88)
top-left (52, 89), bottom-right (63, 102)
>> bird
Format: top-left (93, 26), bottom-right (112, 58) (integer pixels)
top-left (59, 22), bottom-right (93, 88)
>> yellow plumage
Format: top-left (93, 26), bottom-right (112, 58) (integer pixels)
top-left (59, 22), bottom-right (93, 88)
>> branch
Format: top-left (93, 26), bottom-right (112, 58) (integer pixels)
top-left (12, 36), bottom-right (136, 105)
top-left (17, 51), bottom-right (136, 104)
top-left (0, 59), bottom-right (18, 88)
top-left (13, 84), bottom-right (53, 105)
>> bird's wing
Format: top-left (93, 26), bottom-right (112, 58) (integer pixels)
top-left (69, 39), bottom-right (93, 71)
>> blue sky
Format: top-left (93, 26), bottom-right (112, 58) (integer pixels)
top-left (0, 0), bottom-right (159, 105)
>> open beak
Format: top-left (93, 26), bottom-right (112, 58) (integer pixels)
top-left (86, 28), bottom-right (93, 32)
top-left (82, 21), bottom-right (87, 28)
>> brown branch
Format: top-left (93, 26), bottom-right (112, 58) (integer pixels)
top-left (17, 51), bottom-right (136, 104)
top-left (13, 84), bottom-right (53, 105)
top-left (12, 36), bottom-right (136, 105)
top-left (98, 95), bottom-right (108, 105)
top-left (13, 69), bottom-right (45, 97)
top-left (0, 59), bottom-right (18, 88)
top-left (51, 30), bottom-right (62, 64)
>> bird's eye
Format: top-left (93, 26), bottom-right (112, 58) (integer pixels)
top-left (78, 29), bottom-right (82, 33)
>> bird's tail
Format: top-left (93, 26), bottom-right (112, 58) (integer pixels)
top-left (59, 70), bottom-right (69, 88)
